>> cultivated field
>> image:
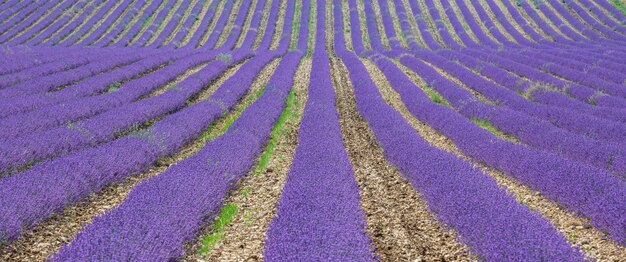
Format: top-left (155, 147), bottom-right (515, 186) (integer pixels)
top-left (0, 0), bottom-right (625, 261)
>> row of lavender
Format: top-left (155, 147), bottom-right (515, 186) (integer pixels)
top-left (0, 0), bottom-right (290, 253)
top-left (0, 0), bottom-right (624, 261)
top-left (345, 0), bottom-right (626, 258)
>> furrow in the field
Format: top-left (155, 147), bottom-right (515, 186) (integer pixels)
top-left (287, 0), bottom-right (303, 51)
top-left (574, 0), bottom-right (626, 36)
top-left (192, 3), bottom-right (310, 259)
top-left (0, 0), bottom-right (67, 43)
top-left (339, 0), bottom-right (354, 50)
top-left (462, 0), bottom-right (518, 44)
top-left (391, 54), bottom-right (626, 246)
top-left (70, 0), bottom-right (128, 45)
top-left (0, 1), bottom-right (31, 26)
top-left (374, 0), bottom-right (403, 49)
top-left (0, 1), bottom-right (46, 36)
top-left (439, 50), bottom-right (626, 125)
top-left (451, 49), bottom-right (626, 108)
top-left (428, 0), bottom-right (472, 46)
top-left (0, 52), bottom-right (250, 176)
top-left (547, 0), bottom-right (612, 40)
top-left (138, 0), bottom-right (185, 47)
top-left (177, 0), bottom-right (213, 47)
top-left (0, 51), bottom-right (147, 98)
top-left (198, 57), bottom-right (307, 261)
top-left (353, 0), bottom-right (372, 50)
top-left (360, 0), bottom-right (389, 50)
top-left (0, 56), bottom-right (246, 262)
top-left (404, 0), bottom-right (449, 49)
top-left (481, 0), bottom-right (536, 42)
top-left (495, 0), bottom-right (552, 41)
top-left (0, 0), bottom-right (20, 18)
top-left (368, 0), bottom-right (390, 49)
top-left (199, 0), bottom-right (236, 48)
top-left (83, 0), bottom-right (144, 46)
top-left (436, 0), bottom-right (481, 45)
top-left (147, 0), bottom-right (196, 48)
top-left (48, 49), bottom-right (301, 261)
top-left (0, 51), bottom-right (252, 247)
top-left (340, 30), bottom-right (581, 262)
top-left (411, 53), bottom-right (626, 174)
top-left (509, 0), bottom-right (574, 42)
top-left (534, 0), bottom-right (592, 41)
top-left (250, 0), bottom-right (274, 49)
top-left (329, 25), bottom-right (475, 257)
top-left (0, 50), bottom-right (196, 119)
top-left (476, 0), bottom-right (536, 45)
top-left (7, 0), bottom-right (87, 45)
top-left (50, 0), bottom-right (112, 45)
top-left (593, 0), bottom-right (626, 24)
top-left (382, 0), bottom-right (408, 48)
top-left (264, 4), bottom-right (373, 260)
top-left (236, 0), bottom-right (265, 49)
top-left (409, 1), bottom-right (448, 48)
top-left (420, 1), bottom-right (463, 49)
top-left (378, 56), bottom-right (626, 262)
top-left (124, 0), bottom-right (173, 46)
top-left (192, 0), bottom-right (225, 48)
top-left (30, 0), bottom-right (99, 45)
top-left (161, 0), bottom-right (203, 47)
top-left (269, 0), bottom-right (287, 50)
top-left (485, 49), bottom-right (626, 99)
top-left (213, 0), bottom-right (245, 48)
top-left (471, 0), bottom-right (521, 44)
top-left (559, 0), bottom-right (616, 38)
top-left (103, 0), bottom-right (156, 47)
top-left (450, 0), bottom-right (502, 45)
top-left (0, 51), bottom-right (108, 90)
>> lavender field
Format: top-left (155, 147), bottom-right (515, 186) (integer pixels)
top-left (0, 0), bottom-right (625, 261)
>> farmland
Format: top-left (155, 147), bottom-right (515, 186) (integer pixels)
top-left (0, 0), bottom-right (625, 261)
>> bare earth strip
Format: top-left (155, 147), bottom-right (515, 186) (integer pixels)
top-left (269, 0), bottom-right (287, 50)
top-left (107, 0), bottom-right (154, 46)
top-left (0, 60), bottom-right (246, 261)
top-left (145, 0), bottom-right (184, 46)
top-left (332, 57), bottom-right (476, 261)
top-left (2, 0), bottom-right (70, 43)
top-left (233, 0), bottom-right (258, 48)
top-left (194, 58), bottom-right (310, 262)
top-left (40, 0), bottom-right (96, 44)
top-left (197, 0), bottom-right (227, 48)
top-left (73, 0), bottom-right (127, 45)
top-left (179, 0), bottom-right (214, 47)
top-left (214, 0), bottom-right (244, 48)
top-left (162, 0), bottom-right (203, 46)
top-left (251, 0), bottom-right (273, 49)
top-left (389, 60), bottom-right (626, 262)
top-left (179, 57), bottom-right (283, 261)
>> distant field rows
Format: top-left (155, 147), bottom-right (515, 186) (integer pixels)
top-left (0, 0), bottom-right (625, 261)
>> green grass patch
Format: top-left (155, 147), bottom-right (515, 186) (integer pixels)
top-left (253, 88), bottom-right (299, 176)
top-left (194, 86), bottom-right (301, 255)
top-left (471, 118), bottom-right (499, 136)
top-left (106, 82), bottom-right (121, 93)
top-left (180, 86), bottom-right (267, 159)
top-left (423, 83), bottom-right (450, 107)
top-left (216, 53), bottom-right (232, 62)
top-left (289, 0), bottom-right (303, 50)
top-left (471, 118), bottom-right (519, 142)
top-left (610, 0), bottom-right (626, 17)
top-left (197, 203), bottom-right (238, 254)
